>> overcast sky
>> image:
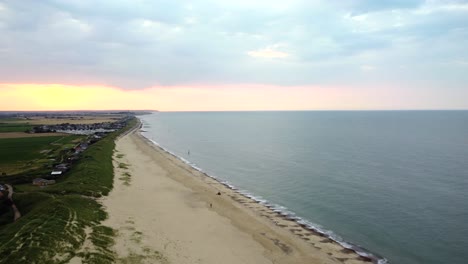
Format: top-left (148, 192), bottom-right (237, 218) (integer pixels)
top-left (1, 0), bottom-right (467, 110)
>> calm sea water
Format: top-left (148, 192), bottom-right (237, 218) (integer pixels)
top-left (139, 111), bottom-right (468, 264)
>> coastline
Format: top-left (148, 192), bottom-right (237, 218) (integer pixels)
top-left (103, 126), bottom-right (380, 263)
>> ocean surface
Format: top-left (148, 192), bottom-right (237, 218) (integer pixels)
top-left (139, 111), bottom-right (468, 264)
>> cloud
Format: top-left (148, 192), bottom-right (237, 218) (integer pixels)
top-left (360, 65), bottom-right (376, 71)
top-left (0, 0), bottom-right (467, 99)
top-left (247, 45), bottom-right (289, 59)
top-left (352, 0), bottom-right (425, 13)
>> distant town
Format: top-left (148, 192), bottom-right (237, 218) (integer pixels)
top-left (0, 110), bottom-right (154, 117)
top-left (29, 118), bottom-right (130, 135)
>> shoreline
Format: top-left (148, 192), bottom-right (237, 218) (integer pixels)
top-left (139, 131), bottom-right (386, 264)
top-left (104, 126), bottom-right (383, 263)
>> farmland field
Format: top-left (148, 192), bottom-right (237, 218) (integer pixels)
top-left (6, 115), bottom-right (124, 125)
top-left (0, 135), bottom-right (83, 175)
top-left (0, 136), bottom-right (64, 164)
top-left (0, 132), bottom-right (69, 139)
top-left (0, 123), bottom-right (32, 133)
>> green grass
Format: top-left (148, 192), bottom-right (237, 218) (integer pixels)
top-left (0, 193), bottom-right (109, 263)
top-left (0, 117), bottom-right (138, 263)
top-left (0, 136), bottom-right (64, 164)
top-left (0, 123), bottom-right (33, 133)
top-left (0, 135), bottom-right (84, 176)
top-left (0, 118), bottom-right (24, 122)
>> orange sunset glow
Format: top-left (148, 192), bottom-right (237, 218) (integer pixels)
top-left (0, 83), bottom-right (393, 111)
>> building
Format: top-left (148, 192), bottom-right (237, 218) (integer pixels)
top-left (33, 178), bottom-right (56, 186)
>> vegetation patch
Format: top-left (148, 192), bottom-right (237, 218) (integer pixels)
top-left (130, 231), bottom-right (143, 244)
top-left (119, 172), bottom-right (132, 186)
top-left (0, 136), bottom-right (64, 164)
top-left (0, 123), bottom-right (33, 133)
top-left (118, 163), bottom-right (129, 169)
top-left (0, 194), bottom-right (105, 263)
top-left (118, 249), bottom-right (169, 264)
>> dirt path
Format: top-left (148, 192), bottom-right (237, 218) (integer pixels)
top-left (5, 184), bottom-right (21, 221)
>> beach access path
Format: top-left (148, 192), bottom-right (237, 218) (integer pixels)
top-left (102, 129), bottom-right (369, 264)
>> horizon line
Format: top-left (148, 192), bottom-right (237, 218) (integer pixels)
top-left (1, 109), bottom-right (468, 113)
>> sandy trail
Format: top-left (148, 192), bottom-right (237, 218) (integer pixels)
top-left (102, 130), bottom-right (370, 264)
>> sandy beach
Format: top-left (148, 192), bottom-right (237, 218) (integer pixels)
top-left (102, 128), bottom-right (372, 264)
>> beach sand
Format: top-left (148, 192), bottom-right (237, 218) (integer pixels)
top-left (102, 129), bottom-right (372, 264)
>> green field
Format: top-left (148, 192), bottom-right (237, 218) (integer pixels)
top-left (0, 117), bottom-right (137, 263)
top-left (0, 124), bottom-right (32, 133)
top-left (0, 118), bottom-right (23, 121)
top-left (0, 118), bottom-right (33, 133)
top-left (0, 136), bottom-right (63, 164)
top-left (0, 135), bottom-right (83, 176)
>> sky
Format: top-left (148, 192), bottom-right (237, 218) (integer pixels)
top-left (1, 0), bottom-right (467, 111)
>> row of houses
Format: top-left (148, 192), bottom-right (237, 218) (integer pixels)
top-left (30, 121), bottom-right (126, 135)
top-left (32, 116), bottom-right (134, 187)
top-left (33, 133), bottom-right (98, 187)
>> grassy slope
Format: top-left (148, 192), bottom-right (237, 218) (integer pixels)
top-left (0, 118), bottom-right (137, 264)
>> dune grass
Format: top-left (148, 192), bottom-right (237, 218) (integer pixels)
top-left (118, 162), bottom-right (129, 169)
top-left (119, 172), bottom-right (132, 186)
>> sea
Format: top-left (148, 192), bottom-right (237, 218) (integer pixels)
top-left (138, 111), bottom-right (468, 264)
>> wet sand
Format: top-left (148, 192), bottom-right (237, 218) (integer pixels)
top-left (102, 129), bottom-right (372, 264)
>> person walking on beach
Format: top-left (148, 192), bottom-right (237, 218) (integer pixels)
top-left (0, 184), bottom-right (21, 222)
